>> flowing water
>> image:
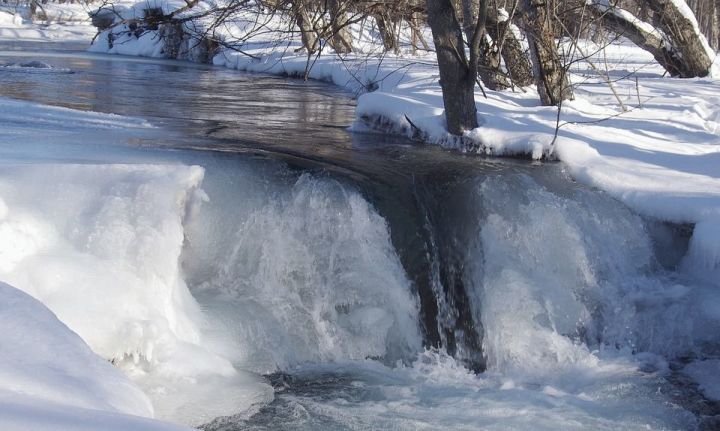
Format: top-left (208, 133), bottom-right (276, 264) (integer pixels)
top-left (1, 41), bottom-right (718, 430)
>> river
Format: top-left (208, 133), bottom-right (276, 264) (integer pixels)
top-left (0, 41), bottom-right (717, 430)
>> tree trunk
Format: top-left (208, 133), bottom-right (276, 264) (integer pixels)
top-left (646, 0), bottom-right (714, 77)
top-left (293, 0), bottom-right (319, 54)
top-left (496, 17), bottom-right (534, 87)
top-left (715, 0), bottom-right (720, 50)
top-left (591, 0), bottom-right (714, 77)
top-left (375, 12), bottom-right (397, 52)
top-left (328, 0), bottom-right (353, 54)
top-left (590, 2), bottom-right (685, 76)
top-left (460, 1), bottom-right (510, 90)
top-left (426, 0), bottom-right (479, 135)
top-left (520, 0), bottom-right (572, 106)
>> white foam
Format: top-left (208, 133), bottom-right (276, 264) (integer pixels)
top-left (183, 163), bottom-right (423, 372)
top-left (682, 359), bottom-right (720, 401)
top-left (472, 174), bottom-right (720, 374)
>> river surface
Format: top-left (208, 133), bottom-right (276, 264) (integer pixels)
top-left (1, 41), bottom-right (718, 430)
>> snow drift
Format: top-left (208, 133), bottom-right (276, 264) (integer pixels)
top-left (0, 281), bottom-right (192, 431)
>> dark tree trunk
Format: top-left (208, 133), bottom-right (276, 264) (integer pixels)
top-left (426, 0), bottom-right (480, 135)
top-left (460, 1), bottom-right (510, 90)
top-left (647, 0), bottom-right (714, 77)
top-left (520, 0), bottom-right (572, 106)
top-left (591, 0), bottom-right (714, 77)
top-left (496, 18), bottom-right (534, 87)
top-left (328, 0), bottom-right (353, 54)
top-left (375, 12), bottom-right (397, 52)
top-left (293, 0), bottom-right (319, 54)
top-left (715, 0), bottom-right (720, 50)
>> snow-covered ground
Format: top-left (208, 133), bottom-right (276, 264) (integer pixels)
top-left (0, 5), bottom-right (96, 42)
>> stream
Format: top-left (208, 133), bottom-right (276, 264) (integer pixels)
top-left (1, 41), bottom-right (718, 430)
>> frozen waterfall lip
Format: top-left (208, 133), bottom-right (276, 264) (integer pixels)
top-left (0, 95), bottom-right (175, 164)
top-left (0, 161), bottom-right (278, 428)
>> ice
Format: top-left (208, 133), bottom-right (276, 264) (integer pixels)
top-left (684, 221), bottom-right (720, 272)
top-left (1, 60), bottom-right (73, 73)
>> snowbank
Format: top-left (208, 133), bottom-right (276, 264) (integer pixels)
top-left (0, 3), bottom-right (95, 41)
top-left (0, 10), bottom-right (23, 27)
top-left (0, 281), bottom-right (191, 431)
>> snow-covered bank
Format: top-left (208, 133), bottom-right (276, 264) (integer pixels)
top-left (0, 7), bottom-right (95, 42)
top-left (0, 281), bottom-right (191, 431)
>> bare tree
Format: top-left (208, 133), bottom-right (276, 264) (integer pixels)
top-left (519, 0), bottom-right (572, 106)
top-left (426, 0), bottom-right (487, 135)
top-left (589, 0), bottom-right (716, 78)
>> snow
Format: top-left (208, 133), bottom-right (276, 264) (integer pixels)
top-left (0, 281), bottom-right (192, 431)
top-left (0, 5), bottom-right (96, 42)
top-left (0, 10), bottom-right (23, 27)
